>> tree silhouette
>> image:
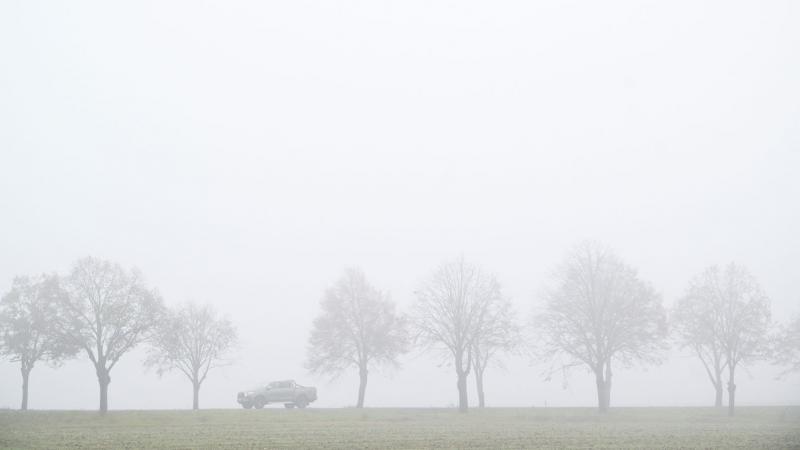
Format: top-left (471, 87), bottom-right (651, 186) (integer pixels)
top-left (0, 274), bottom-right (78, 410)
top-left (413, 258), bottom-right (504, 412)
top-left (535, 242), bottom-right (667, 413)
top-left (147, 302), bottom-right (237, 410)
top-left (678, 264), bottom-right (771, 416)
top-left (57, 257), bottom-right (163, 412)
top-left (306, 268), bottom-right (408, 408)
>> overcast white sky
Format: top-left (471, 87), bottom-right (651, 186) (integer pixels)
top-left (1, 0), bottom-right (799, 410)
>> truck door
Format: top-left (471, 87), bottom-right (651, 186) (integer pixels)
top-left (275, 381), bottom-right (292, 401)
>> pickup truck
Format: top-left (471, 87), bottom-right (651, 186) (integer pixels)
top-left (237, 380), bottom-right (317, 409)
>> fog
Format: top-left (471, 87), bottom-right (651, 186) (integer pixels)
top-left (1, 0), bottom-right (798, 412)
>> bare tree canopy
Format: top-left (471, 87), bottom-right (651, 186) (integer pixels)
top-left (57, 257), bottom-right (164, 412)
top-left (306, 268), bottom-right (408, 408)
top-left (774, 315), bottom-right (800, 376)
top-left (0, 274), bottom-right (79, 410)
top-left (535, 242), bottom-right (667, 413)
top-left (680, 264), bottom-right (771, 416)
top-left (146, 302), bottom-right (237, 410)
top-left (413, 258), bottom-right (504, 412)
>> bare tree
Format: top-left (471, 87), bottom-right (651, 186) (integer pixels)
top-left (774, 314), bottom-right (800, 375)
top-left (672, 275), bottom-right (728, 407)
top-left (471, 295), bottom-right (519, 408)
top-left (0, 274), bottom-right (79, 410)
top-left (683, 264), bottom-right (771, 416)
top-left (413, 258), bottom-right (503, 412)
top-left (306, 268), bottom-right (408, 408)
top-left (535, 242), bottom-right (667, 413)
top-left (57, 257), bottom-right (164, 412)
top-left (146, 302), bottom-right (237, 410)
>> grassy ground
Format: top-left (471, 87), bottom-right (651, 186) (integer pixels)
top-left (0, 407), bottom-right (798, 449)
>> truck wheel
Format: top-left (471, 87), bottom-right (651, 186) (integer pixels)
top-left (254, 397), bottom-right (266, 409)
top-left (284, 403), bottom-right (295, 409)
top-left (242, 402), bottom-right (253, 409)
top-left (295, 396), bottom-right (308, 409)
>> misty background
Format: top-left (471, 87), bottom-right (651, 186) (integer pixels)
top-left (1, 0), bottom-right (798, 410)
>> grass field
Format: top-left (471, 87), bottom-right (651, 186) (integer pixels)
top-left (1, 407), bottom-right (799, 449)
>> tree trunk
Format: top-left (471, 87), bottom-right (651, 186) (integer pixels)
top-left (456, 369), bottom-right (469, 413)
top-left (192, 380), bottom-right (200, 410)
top-left (714, 382), bottom-right (723, 408)
top-left (356, 366), bottom-right (368, 408)
top-left (727, 365), bottom-right (736, 417)
top-left (96, 367), bottom-right (110, 413)
top-left (595, 375), bottom-right (608, 413)
top-left (21, 366), bottom-right (31, 411)
top-left (595, 362), bottom-right (612, 414)
top-left (475, 369), bottom-right (485, 408)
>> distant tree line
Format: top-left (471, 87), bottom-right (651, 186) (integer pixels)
top-left (305, 241), bottom-right (797, 416)
top-left (0, 257), bottom-right (237, 412)
top-left (1, 243), bottom-right (799, 416)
